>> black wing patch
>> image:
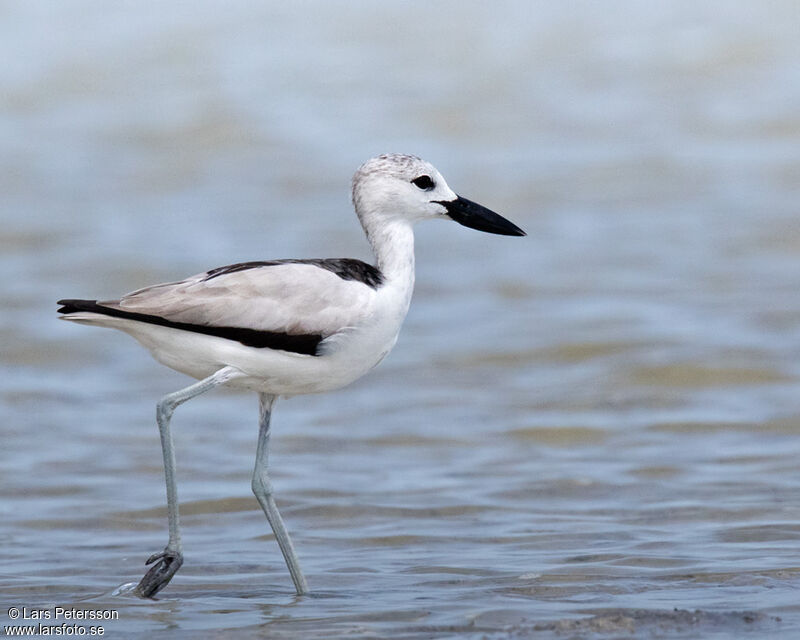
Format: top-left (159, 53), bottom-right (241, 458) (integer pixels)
top-left (57, 299), bottom-right (323, 356)
top-left (204, 258), bottom-right (384, 289)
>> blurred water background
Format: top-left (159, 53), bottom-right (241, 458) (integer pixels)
top-left (2, 1), bottom-right (800, 638)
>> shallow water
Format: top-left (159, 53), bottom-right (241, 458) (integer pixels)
top-left (2, 1), bottom-right (800, 638)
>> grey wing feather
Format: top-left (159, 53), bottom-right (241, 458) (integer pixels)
top-left (103, 262), bottom-right (377, 337)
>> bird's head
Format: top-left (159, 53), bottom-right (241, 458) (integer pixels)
top-left (352, 154), bottom-right (525, 236)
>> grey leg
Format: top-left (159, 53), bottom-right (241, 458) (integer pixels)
top-left (252, 393), bottom-right (309, 595)
top-left (135, 366), bottom-right (242, 598)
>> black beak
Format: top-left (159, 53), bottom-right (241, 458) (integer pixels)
top-left (435, 196), bottom-right (526, 237)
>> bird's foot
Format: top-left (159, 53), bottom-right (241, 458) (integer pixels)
top-left (133, 548), bottom-right (184, 598)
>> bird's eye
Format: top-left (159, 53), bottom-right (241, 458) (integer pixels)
top-left (411, 175), bottom-right (435, 190)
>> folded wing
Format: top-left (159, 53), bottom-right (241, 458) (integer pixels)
top-left (85, 261), bottom-right (379, 355)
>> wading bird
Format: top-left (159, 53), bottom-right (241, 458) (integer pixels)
top-left (58, 154), bottom-right (525, 597)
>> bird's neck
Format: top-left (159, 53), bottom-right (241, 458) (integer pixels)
top-left (365, 218), bottom-right (416, 287)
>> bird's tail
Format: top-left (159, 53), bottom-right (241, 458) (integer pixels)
top-left (57, 298), bottom-right (102, 314)
top-left (57, 298), bottom-right (122, 325)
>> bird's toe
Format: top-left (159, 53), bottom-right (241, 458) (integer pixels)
top-left (134, 549), bottom-right (184, 598)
